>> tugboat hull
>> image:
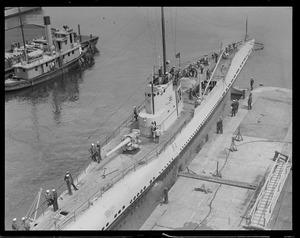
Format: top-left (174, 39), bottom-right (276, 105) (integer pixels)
top-left (5, 57), bottom-right (81, 92)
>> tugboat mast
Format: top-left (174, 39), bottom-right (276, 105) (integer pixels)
top-left (18, 7), bottom-right (28, 62)
top-left (161, 7), bottom-right (167, 80)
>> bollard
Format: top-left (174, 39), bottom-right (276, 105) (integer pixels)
top-left (242, 90), bottom-right (246, 99)
top-left (164, 188), bottom-right (168, 204)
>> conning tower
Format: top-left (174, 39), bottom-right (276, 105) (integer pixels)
top-left (138, 78), bottom-right (183, 137)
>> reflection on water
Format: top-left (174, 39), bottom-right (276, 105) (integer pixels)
top-left (6, 68), bottom-right (83, 125)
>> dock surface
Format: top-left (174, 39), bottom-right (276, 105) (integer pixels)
top-left (141, 86), bottom-right (292, 230)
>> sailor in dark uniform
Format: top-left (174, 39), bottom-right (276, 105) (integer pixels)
top-left (96, 141), bottom-right (102, 162)
top-left (45, 190), bottom-right (53, 206)
top-left (250, 77), bottom-right (254, 90)
top-left (231, 101), bottom-right (236, 117)
top-left (65, 174), bottom-right (73, 195)
top-left (21, 217), bottom-right (30, 230)
top-left (217, 118), bottom-right (223, 134)
top-left (133, 106), bottom-right (138, 121)
top-left (89, 143), bottom-right (96, 161)
top-left (248, 93), bottom-right (253, 110)
top-left (65, 171), bottom-right (78, 191)
top-left (51, 189), bottom-right (59, 212)
top-left (12, 218), bottom-right (19, 230)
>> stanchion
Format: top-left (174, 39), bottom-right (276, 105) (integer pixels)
top-left (229, 137), bottom-right (237, 152)
top-left (235, 127), bottom-right (243, 141)
top-left (212, 161), bottom-right (222, 178)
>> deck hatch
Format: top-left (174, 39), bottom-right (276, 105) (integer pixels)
top-left (60, 211), bottom-right (69, 216)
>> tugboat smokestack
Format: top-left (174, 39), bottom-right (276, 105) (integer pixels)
top-left (43, 16), bottom-right (53, 54)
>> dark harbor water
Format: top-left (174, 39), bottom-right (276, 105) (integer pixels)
top-left (5, 7), bottom-right (292, 230)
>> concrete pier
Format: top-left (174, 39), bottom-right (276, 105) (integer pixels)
top-left (141, 87), bottom-right (292, 230)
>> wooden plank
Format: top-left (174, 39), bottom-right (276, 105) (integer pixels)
top-left (178, 172), bottom-right (258, 190)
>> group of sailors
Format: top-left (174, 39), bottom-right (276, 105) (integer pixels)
top-left (223, 42), bottom-right (237, 58)
top-left (174, 52), bottom-right (219, 80)
top-left (45, 188), bottom-right (59, 211)
top-left (11, 217), bottom-right (31, 231)
top-left (89, 141), bottom-right (102, 163)
top-left (12, 171), bottom-right (81, 230)
top-left (231, 99), bottom-right (240, 117)
top-left (152, 50), bottom-right (222, 86)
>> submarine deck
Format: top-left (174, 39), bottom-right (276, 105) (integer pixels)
top-left (31, 44), bottom-right (238, 230)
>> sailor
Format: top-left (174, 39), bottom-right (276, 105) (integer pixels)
top-left (233, 99), bottom-right (238, 114)
top-left (200, 63), bottom-right (204, 74)
top-left (45, 190), bottom-right (53, 206)
top-left (65, 171), bottom-right (78, 191)
top-left (231, 100), bottom-right (236, 117)
top-left (12, 218), bottom-right (19, 230)
top-left (217, 118), bottom-right (223, 134)
top-left (235, 99), bottom-right (239, 113)
top-left (65, 174), bottom-right (73, 195)
top-left (250, 77), bottom-right (254, 90)
top-left (190, 65), bottom-right (197, 77)
top-left (51, 189), bottom-right (59, 212)
top-left (248, 93), bottom-right (252, 110)
top-left (133, 106), bottom-right (138, 121)
top-left (214, 52), bottom-right (218, 63)
top-left (21, 217), bottom-right (30, 230)
top-left (225, 46), bottom-right (229, 53)
top-left (170, 66), bottom-right (176, 76)
top-left (150, 122), bottom-right (155, 141)
top-left (96, 141), bottom-right (102, 163)
top-left (89, 143), bottom-right (96, 161)
top-left (153, 122), bottom-right (158, 143)
top-left (204, 55), bottom-right (208, 65)
top-left (206, 68), bottom-right (211, 80)
top-left (189, 86), bottom-right (193, 100)
top-left (155, 125), bottom-right (160, 143)
top-left (174, 69), bottom-right (180, 85)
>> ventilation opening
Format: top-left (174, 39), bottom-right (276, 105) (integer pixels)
top-left (60, 211), bottom-right (69, 216)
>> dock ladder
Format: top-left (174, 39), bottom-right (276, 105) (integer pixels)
top-left (246, 151), bottom-right (292, 230)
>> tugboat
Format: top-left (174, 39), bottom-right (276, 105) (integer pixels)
top-left (5, 28), bottom-right (99, 79)
top-left (26, 8), bottom-right (255, 230)
top-left (5, 16), bottom-right (83, 92)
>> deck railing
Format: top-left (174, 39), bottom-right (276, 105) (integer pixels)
top-left (28, 99), bottom-right (146, 225)
top-left (264, 156), bottom-right (292, 227)
top-left (247, 153), bottom-right (292, 228)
